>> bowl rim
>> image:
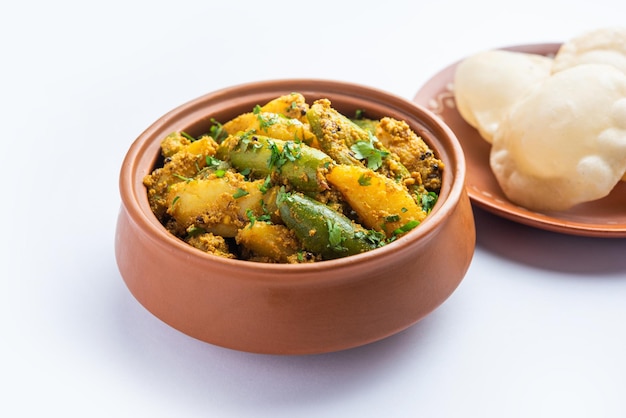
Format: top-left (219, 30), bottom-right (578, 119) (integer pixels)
top-left (118, 78), bottom-right (467, 280)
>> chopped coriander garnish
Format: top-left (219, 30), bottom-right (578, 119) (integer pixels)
top-left (239, 132), bottom-right (261, 152)
top-left (258, 113), bottom-right (280, 131)
top-left (233, 188), bottom-right (249, 199)
top-left (355, 229), bottom-right (386, 247)
top-left (420, 191), bottom-right (438, 213)
top-left (350, 133), bottom-right (389, 170)
top-left (252, 105), bottom-right (282, 131)
top-left (283, 142), bottom-right (302, 162)
top-left (181, 131), bottom-right (196, 142)
top-left (267, 140), bottom-right (301, 171)
top-left (326, 219), bottom-right (346, 251)
top-left (245, 208), bottom-right (256, 227)
top-left (209, 118), bottom-right (227, 142)
top-left (186, 225), bottom-right (205, 237)
top-left (357, 173), bottom-right (372, 186)
top-left (259, 175), bottom-right (272, 193)
top-left (393, 220), bottom-right (420, 236)
top-left (385, 214), bottom-right (401, 223)
top-left (205, 156), bottom-right (221, 167)
top-left (246, 206), bottom-right (271, 227)
top-left (267, 140), bottom-right (284, 169)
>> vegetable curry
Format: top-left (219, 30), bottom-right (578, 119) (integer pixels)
top-left (143, 93), bottom-right (444, 263)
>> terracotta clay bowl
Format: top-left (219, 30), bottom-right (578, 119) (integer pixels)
top-left (115, 79), bottom-right (475, 355)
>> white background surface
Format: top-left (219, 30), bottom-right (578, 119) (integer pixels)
top-left (2, 1), bottom-right (626, 417)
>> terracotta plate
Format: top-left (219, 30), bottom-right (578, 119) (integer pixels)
top-left (414, 43), bottom-right (626, 238)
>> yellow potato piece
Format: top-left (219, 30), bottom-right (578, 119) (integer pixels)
top-left (236, 222), bottom-right (301, 263)
top-left (326, 165), bottom-right (427, 237)
top-left (223, 111), bottom-right (318, 147)
top-left (143, 135), bottom-right (219, 221)
top-left (166, 174), bottom-right (269, 237)
top-left (185, 136), bottom-right (218, 155)
top-left (260, 92), bottom-right (309, 122)
top-left (222, 112), bottom-right (256, 134)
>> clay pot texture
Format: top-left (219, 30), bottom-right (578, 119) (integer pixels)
top-left (116, 79), bottom-right (475, 355)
